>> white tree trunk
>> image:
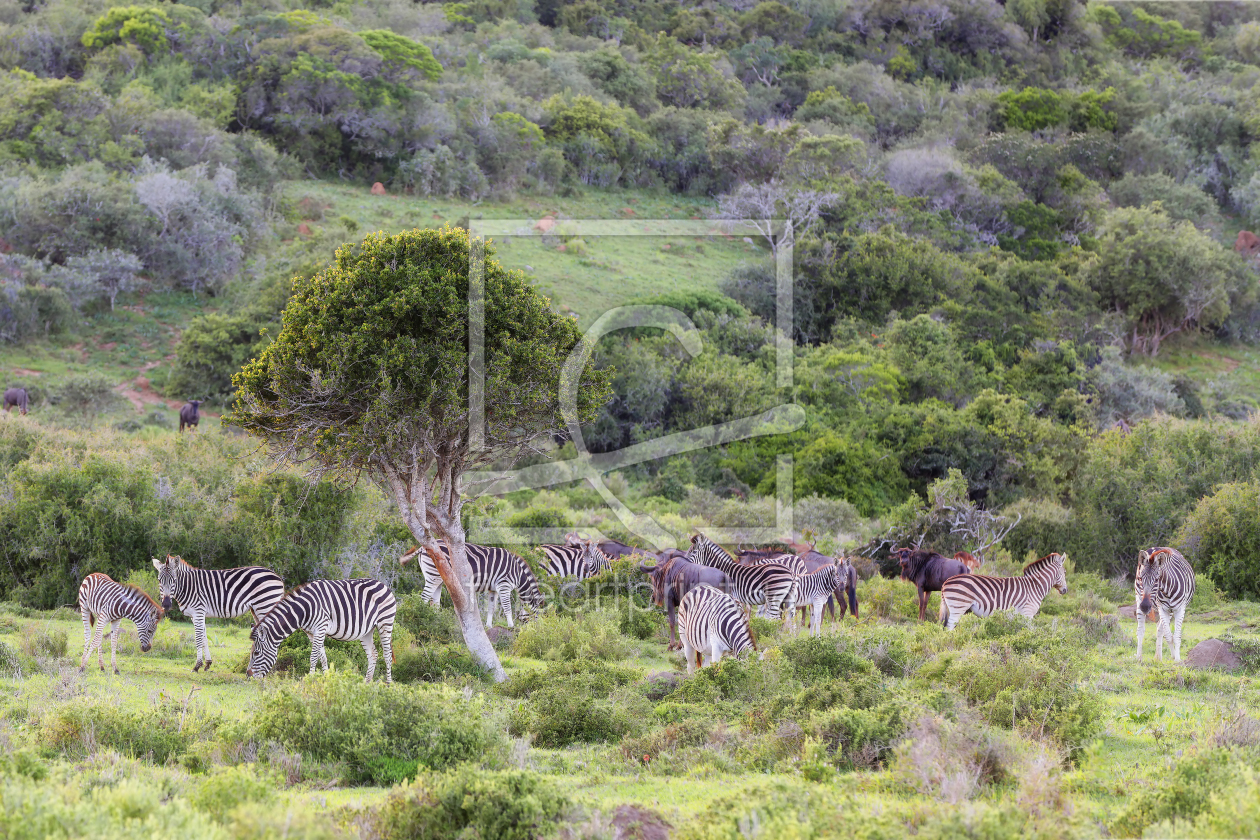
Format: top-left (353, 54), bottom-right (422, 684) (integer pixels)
top-left (414, 525), bottom-right (506, 682)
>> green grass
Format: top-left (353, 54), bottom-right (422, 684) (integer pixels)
top-left (281, 182), bottom-right (761, 327)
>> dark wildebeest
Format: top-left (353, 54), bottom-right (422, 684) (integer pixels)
top-left (179, 400), bottom-right (203, 432)
top-left (892, 547), bottom-right (971, 621)
top-left (599, 539), bottom-right (653, 560)
top-left (954, 551), bottom-right (982, 571)
top-left (639, 551), bottom-right (733, 650)
top-left (3, 387), bottom-right (28, 415)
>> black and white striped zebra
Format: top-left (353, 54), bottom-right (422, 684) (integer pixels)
top-left (677, 584), bottom-right (756, 674)
top-left (939, 553), bottom-right (1068, 630)
top-left (1135, 547), bottom-right (1195, 662)
top-left (152, 554), bottom-right (285, 672)
top-left (401, 542), bottom-right (544, 627)
top-left (77, 572), bottom-right (164, 674)
top-left (246, 578), bottom-right (397, 682)
top-left (685, 534), bottom-right (798, 624)
top-left (541, 537), bottom-right (611, 578)
top-left (796, 562), bottom-right (847, 636)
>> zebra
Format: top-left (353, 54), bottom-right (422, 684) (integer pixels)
top-left (77, 572), bottom-right (164, 674)
top-left (677, 584), bottom-right (756, 674)
top-left (796, 562), bottom-right (848, 636)
top-left (541, 536), bottom-right (611, 578)
top-left (246, 578), bottom-right (397, 682)
top-left (685, 534), bottom-right (798, 625)
top-left (400, 542), bottom-right (544, 628)
top-left (939, 553), bottom-right (1068, 630)
top-left (152, 554), bottom-right (285, 672)
top-left (1135, 547), bottom-right (1195, 662)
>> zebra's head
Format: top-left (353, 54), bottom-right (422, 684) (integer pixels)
top-left (136, 601), bottom-right (163, 653)
top-left (1045, 552), bottom-right (1068, 595)
top-left (245, 622), bottom-right (280, 678)
top-left (831, 556), bottom-right (851, 589)
top-left (580, 539), bottom-right (609, 576)
top-left (151, 554), bottom-right (183, 611)
top-left (1136, 549), bottom-right (1163, 614)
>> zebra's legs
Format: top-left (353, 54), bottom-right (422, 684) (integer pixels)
top-left (1154, 605), bottom-right (1170, 662)
top-left (499, 587), bottom-right (514, 629)
top-left (483, 592), bottom-right (496, 627)
top-left (308, 631), bottom-right (326, 674)
top-left (1172, 605), bottom-right (1187, 662)
top-left (109, 619), bottom-right (121, 674)
top-left (1135, 601), bottom-right (1146, 660)
top-left (682, 636), bottom-right (698, 675)
top-left (79, 608), bottom-right (94, 672)
top-left (379, 624), bottom-right (394, 684)
top-left (709, 639), bottom-right (723, 668)
top-left (360, 634), bottom-right (377, 682)
top-left (192, 610), bottom-right (209, 672)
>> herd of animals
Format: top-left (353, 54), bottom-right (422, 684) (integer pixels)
top-left (3, 386), bottom-right (204, 432)
top-left (67, 534), bottom-right (1197, 681)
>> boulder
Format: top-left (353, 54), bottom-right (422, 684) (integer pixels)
top-left (297, 223), bottom-right (313, 236)
top-left (1185, 638), bottom-right (1243, 671)
top-left (611, 805), bottom-right (672, 840)
top-left (534, 216), bottom-right (556, 233)
top-left (370, 182), bottom-right (387, 196)
top-left (1236, 230), bottom-right (1260, 257)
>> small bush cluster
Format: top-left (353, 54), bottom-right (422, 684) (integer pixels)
top-left (38, 697), bottom-right (219, 764)
top-left (371, 767), bottom-right (568, 840)
top-left (503, 660), bottom-right (647, 748)
top-left (511, 611), bottom-right (634, 662)
top-left (252, 672), bottom-right (506, 785)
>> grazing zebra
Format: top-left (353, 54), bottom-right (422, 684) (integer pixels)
top-left (685, 534), bottom-right (798, 624)
top-left (1135, 547), bottom-right (1195, 662)
top-left (541, 537), bottom-right (611, 578)
top-left (246, 579), bottom-right (396, 682)
top-left (939, 553), bottom-right (1068, 630)
top-left (401, 542), bottom-right (544, 628)
top-left (152, 555), bottom-right (285, 672)
top-left (796, 562), bottom-right (848, 636)
top-left (677, 584), bottom-right (756, 674)
top-left (77, 573), bottom-right (164, 674)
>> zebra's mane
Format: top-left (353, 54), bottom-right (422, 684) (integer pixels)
top-left (123, 583), bottom-right (162, 613)
top-left (696, 535), bottom-right (734, 562)
top-left (1021, 553), bottom-right (1062, 576)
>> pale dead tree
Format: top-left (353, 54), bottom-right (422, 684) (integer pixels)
top-left (711, 181), bottom-right (840, 258)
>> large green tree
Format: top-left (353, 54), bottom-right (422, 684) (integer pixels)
top-left (231, 227), bottom-right (611, 679)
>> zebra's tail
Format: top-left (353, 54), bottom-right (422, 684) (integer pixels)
top-left (939, 597), bottom-right (949, 627)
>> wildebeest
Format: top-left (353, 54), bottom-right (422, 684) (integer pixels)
top-left (598, 538), bottom-right (653, 559)
top-left (638, 552), bottom-right (734, 650)
top-left (179, 399), bottom-right (203, 432)
top-left (3, 387), bottom-right (28, 415)
top-left (892, 547), bottom-right (971, 621)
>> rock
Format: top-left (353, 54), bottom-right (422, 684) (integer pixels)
top-left (534, 216), bottom-right (556, 233)
top-left (643, 671), bottom-right (680, 701)
top-left (610, 805), bottom-right (672, 840)
top-left (524, 264), bottom-right (534, 271)
top-left (370, 182), bottom-right (387, 196)
top-left (134, 377), bottom-right (149, 390)
top-left (1186, 638), bottom-right (1243, 671)
top-left (297, 223), bottom-right (313, 236)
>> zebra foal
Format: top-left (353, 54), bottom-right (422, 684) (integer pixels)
top-left (686, 534), bottom-right (798, 625)
top-left (77, 573), bottom-right (164, 674)
top-left (796, 560), bottom-right (850, 636)
top-left (401, 542), bottom-right (544, 628)
top-left (153, 554), bottom-right (285, 672)
top-left (677, 584), bottom-right (756, 674)
top-left (541, 535), bottom-right (611, 578)
top-left (1135, 547), bottom-right (1195, 662)
top-left (246, 578), bottom-right (397, 682)
top-left (939, 553), bottom-right (1068, 630)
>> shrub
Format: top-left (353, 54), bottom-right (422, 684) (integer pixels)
top-left (778, 635), bottom-right (877, 682)
top-left (891, 714), bottom-right (1020, 803)
top-left (927, 645), bottom-right (1103, 761)
top-left (1146, 769), bottom-right (1260, 839)
top-left (52, 373), bottom-right (124, 420)
top-left (666, 653), bottom-right (788, 705)
top-left (39, 697), bottom-right (219, 763)
top-left (0, 641), bottom-right (22, 676)
top-left (394, 594), bottom-right (461, 644)
top-left (372, 767), bottom-right (568, 840)
top-left (18, 625), bottom-right (67, 659)
top-left (189, 765), bottom-right (274, 817)
top-left (1109, 749), bottom-right (1240, 838)
top-left (1177, 480), bottom-right (1260, 600)
top-left (393, 645), bottom-right (491, 684)
top-left (503, 660), bottom-right (646, 748)
top-left (809, 701), bottom-right (907, 770)
top-left (511, 611), bottom-right (634, 662)
top-left (251, 673), bottom-right (505, 784)
top-left (505, 506), bottom-right (572, 529)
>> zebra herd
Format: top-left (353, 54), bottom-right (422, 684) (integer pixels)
top-left (71, 535), bottom-right (1198, 680)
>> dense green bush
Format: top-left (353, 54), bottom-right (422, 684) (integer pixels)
top-left (251, 672), bottom-right (505, 784)
top-left (394, 594), bottom-right (461, 644)
top-left (1110, 749), bottom-right (1244, 838)
top-left (778, 635), bottom-right (877, 682)
top-left (372, 767), bottom-right (568, 840)
top-left (1176, 480), bottom-right (1260, 599)
top-left (502, 659), bottom-right (645, 747)
top-left (393, 645), bottom-right (491, 684)
top-left (39, 697), bottom-right (219, 763)
top-left (187, 765), bottom-right (274, 818)
top-left (511, 610), bottom-right (634, 661)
